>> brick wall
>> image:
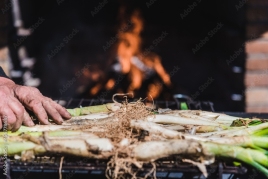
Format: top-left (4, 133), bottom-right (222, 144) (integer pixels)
top-left (245, 0), bottom-right (268, 112)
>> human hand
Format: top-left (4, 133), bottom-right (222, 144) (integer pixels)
top-left (0, 77), bottom-right (71, 131)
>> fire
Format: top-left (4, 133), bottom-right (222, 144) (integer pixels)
top-left (87, 7), bottom-right (172, 100)
top-left (113, 8), bottom-right (172, 100)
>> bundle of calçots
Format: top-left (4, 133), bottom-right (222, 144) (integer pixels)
top-left (1, 100), bottom-right (268, 179)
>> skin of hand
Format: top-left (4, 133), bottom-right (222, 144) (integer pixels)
top-left (0, 77), bottom-right (71, 131)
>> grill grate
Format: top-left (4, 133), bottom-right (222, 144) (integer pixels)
top-left (1, 156), bottom-right (257, 179)
top-left (1, 95), bottom-right (268, 179)
top-left (57, 94), bottom-right (215, 111)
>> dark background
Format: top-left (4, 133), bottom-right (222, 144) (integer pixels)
top-left (6, 0), bottom-right (246, 111)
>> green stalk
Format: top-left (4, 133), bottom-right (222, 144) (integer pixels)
top-left (134, 139), bottom-right (268, 177)
top-left (230, 118), bottom-right (264, 127)
top-left (248, 136), bottom-right (268, 150)
top-left (0, 131), bottom-right (105, 157)
top-left (0, 126), bottom-right (69, 134)
top-left (0, 130), bottom-right (98, 139)
top-left (253, 128), bottom-right (268, 136)
top-left (0, 131), bottom-right (22, 136)
top-left (185, 136), bottom-right (268, 153)
top-left (198, 126), bottom-right (247, 137)
top-left (67, 103), bottom-right (116, 116)
top-left (202, 142), bottom-right (268, 177)
top-left (224, 122), bottom-right (268, 137)
top-left (199, 122), bottom-right (268, 138)
top-left (210, 136), bottom-right (268, 151)
top-left (0, 141), bottom-right (44, 156)
top-left (195, 125), bottom-right (229, 133)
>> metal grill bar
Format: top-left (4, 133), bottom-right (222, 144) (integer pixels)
top-left (0, 157), bottom-right (251, 179)
top-left (56, 95), bottom-right (216, 111)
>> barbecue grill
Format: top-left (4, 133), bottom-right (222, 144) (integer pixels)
top-left (1, 96), bottom-right (268, 179)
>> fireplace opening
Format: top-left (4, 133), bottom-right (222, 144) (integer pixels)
top-left (3, 0), bottom-right (266, 112)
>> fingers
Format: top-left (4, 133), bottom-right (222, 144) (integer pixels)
top-left (41, 99), bottom-right (72, 124)
top-left (0, 108), bottom-right (17, 131)
top-left (42, 100), bottom-right (63, 124)
top-left (13, 85), bottom-right (71, 125)
top-left (25, 98), bottom-right (49, 125)
top-left (22, 110), bottom-right (34, 127)
top-left (0, 107), bottom-right (34, 131)
top-left (0, 97), bottom-right (24, 131)
top-left (0, 85), bottom-right (33, 131)
top-left (8, 98), bottom-right (25, 131)
top-left (51, 101), bottom-right (71, 119)
top-left (23, 97), bottom-right (70, 125)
